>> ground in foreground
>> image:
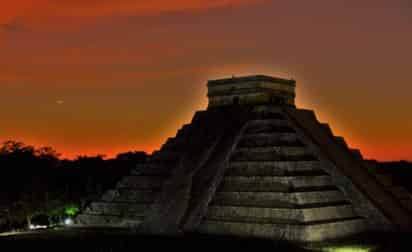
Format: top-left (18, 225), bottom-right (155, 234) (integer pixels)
top-left (0, 227), bottom-right (410, 252)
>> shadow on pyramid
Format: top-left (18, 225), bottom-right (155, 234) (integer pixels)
top-left (75, 75), bottom-right (412, 243)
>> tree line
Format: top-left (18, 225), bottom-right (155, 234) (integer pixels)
top-left (0, 140), bottom-right (147, 232)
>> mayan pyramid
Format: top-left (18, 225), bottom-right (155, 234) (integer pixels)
top-left (76, 75), bottom-right (412, 242)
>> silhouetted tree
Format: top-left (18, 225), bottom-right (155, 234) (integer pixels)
top-left (0, 141), bottom-right (147, 231)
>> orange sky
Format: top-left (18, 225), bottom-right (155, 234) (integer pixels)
top-left (1, 0), bottom-right (411, 160)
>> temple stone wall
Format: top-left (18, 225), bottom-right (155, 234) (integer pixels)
top-left (207, 75), bottom-right (295, 107)
top-left (208, 92), bottom-right (295, 107)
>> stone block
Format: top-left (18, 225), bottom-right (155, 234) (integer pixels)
top-left (227, 161), bottom-right (325, 176)
top-left (238, 133), bottom-right (302, 147)
top-left (75, 214), bottom-right (143, 227)
top-left (301, 218), bottom-right (366, 242)
top-left (350, 149), bottom-right (363, 160)
top-left (212, 190), bottom-right (346, 208)
top-left (220, 175), bottom-right (333, 192)
top-left (245, 120), bottom-right (295, 134)
top-left (374, 174), bottom-right (393, 187)
top-left (198, 218), bottom-right (366, 242)
top-left (388, 186), bottom-right (411, 200)
top-left (231, 147), bottom-right (314, 161)
top-left (400, 199), bottom-right (412, 211)
top-left (229, 160), bottom-right (322, 172)
top-left (86, 202), bottom-right (149, 216)
top-left (131, 163), bottom-right (174, 176)
top-left (150, 151), bottom-right (181, 162)
top-left (205, 205), bottom-right (356, 223)
top-left (334, 136), bottom-right (348, 148)
top-left (108, 189), bottom-right (158, 203)
top-left (117, 176), bottom-right (165, 189)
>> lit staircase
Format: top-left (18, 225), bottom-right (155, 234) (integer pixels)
top-left (198, 112), bottom-right (367, 242)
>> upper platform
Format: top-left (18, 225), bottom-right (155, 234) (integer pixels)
top-left (207, 75), bottom-right (296, 108)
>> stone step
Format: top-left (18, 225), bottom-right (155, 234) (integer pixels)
top-left (400, 199), bottom-right (412, 211)
top-left (182, 124), bottom-right (220, 138)
top-left (205, 205), bottom-right (357, 224)
top-left (161, 139), bottom-right (218, 153)
top-left (85, 202), bottom-right (149, 216)
top-left (225, 169), bottom-right (326, 177)
top-left (211, 190), bottom-right (347, 208)
top-left (228, 161), bottom-right (324, 173)
top-left (374, 174), bottom-right (393, 187)
top-left (101, 189), bottom-right (119, 202)
top-left (101, 189), bottom-right (158, 203)
top-left (175, 124), bottom-right (191, 138)
top-left (251, 106), bottom-right (285, 119)
top-left (363, 160), bottom-right (380, 174)
top-left (320, 123), bottom-right (334, 136)
top-left (220, 176), bottom-right (334, 192)
top-left (164, 137), bottom-right (180, 145)
top-left (245, 124), bottom-right (295, 134)
top-left (191, 111), bottom-right (207, 123)
top-left (246, 119), bottom-right (291, 128)
top-left (226, 162), bottom-right (326, 176)
top-left (350, 149), bottom-right (363, 160)
top-left (117, 176), bottom-right (165, 189)
top-left (388, 186), bottom-right (411, 200)
top-left (131, 163), bottom-right (174, 176)
top-left (231, 147), bottom-right (316, 161)
top-left (198, 218), bottom-right (366, 242)
top-left (237, 133), bottom-right (303, 148)
top-left (334, 136), bottom-right (348, 148)
top-left (75, 214), bottom-right (143, 227)
top-left (149, 151), bottom-right (181, 162)
top-left (161, 137), bottom-right (186, 151)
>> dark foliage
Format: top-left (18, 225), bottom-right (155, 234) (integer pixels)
top-left (0, 140), bottom-right (147, 232)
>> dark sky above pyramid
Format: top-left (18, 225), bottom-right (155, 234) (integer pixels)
top-left (0, 0), bottom-right (411, 160)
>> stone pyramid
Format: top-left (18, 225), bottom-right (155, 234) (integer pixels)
top-left (76, 75), bottom-right (412, 242)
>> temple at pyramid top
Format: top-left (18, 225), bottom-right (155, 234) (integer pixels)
top-left (76, 73), bottom-right (412, 243)
top-left (207, 75), bottom-right (296, 107)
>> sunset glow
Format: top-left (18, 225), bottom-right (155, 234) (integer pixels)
top-left (1, 0), bottom-right (411, 160)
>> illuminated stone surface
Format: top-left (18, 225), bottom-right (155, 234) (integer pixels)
top-left (75, 75), bottom-right (412, 242)
top-left (207, 75), bottom-right (296, 107)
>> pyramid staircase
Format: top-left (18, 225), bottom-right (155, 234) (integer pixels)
top-left (76, 107), bottom-right (250, 228)
top-left (322, 125), bottom-right (412, 214)
top-left (197, 108), bottom-right (368, 242)
top-left (363, 160), bottom-right (412, 213)
top-left (283, 107), bottom-right (412, 230)
top-left (76, 111), bottom-right (208, 227)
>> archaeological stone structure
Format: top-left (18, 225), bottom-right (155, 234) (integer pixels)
top-left (76, 75), bottom-right (412, 242)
